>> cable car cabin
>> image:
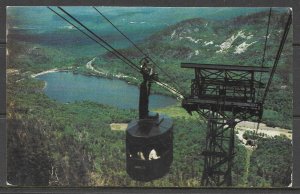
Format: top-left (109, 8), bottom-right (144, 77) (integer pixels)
top-left (126, 113), bottom-right (173, 181)
top-left (181, 63), bottom-right (270, 118)
top-left (125, 57), bottom-right (174, 181)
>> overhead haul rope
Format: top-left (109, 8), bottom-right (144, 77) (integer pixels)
top-left (257, 8), bottom-right (272, 98)
top-left (254, 9), bottom-right (292, 139)
top-left (254, 8), bottom-right (272, 137)
top-left (57, 6), bottom-right (141, 72)
top-left (58, 6), bottom-right (183, 98)
top-left (261, 10), bottom-right (292, 105)
top-left (48, 7), bottom-right (183, 99)
top-left (92, 6), bottom-right (185, 96)
top-left (47, 6), bottom-right (140, 73)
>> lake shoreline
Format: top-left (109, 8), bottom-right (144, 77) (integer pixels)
top-left (31, 60), bottom-right (177, 98)
top-left (85, 57), bottom-right (138, 82)
top-left (34, 70), bottom-right (177, 110)
top-left (31, 68), bottom-right (61, 78)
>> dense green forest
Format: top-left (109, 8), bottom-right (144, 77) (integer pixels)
top-left (247, 136), bottom-right (292, 187)
top-left (6, 9), bottom-right (292, 187)
top-left (6, 74), bottom-right (292, 187)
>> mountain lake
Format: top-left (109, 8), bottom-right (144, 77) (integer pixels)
top-left (36, 71), bottom-right (177, 109)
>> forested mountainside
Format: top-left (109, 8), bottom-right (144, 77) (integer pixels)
top-left (7, 9), bottom-right (292, 187)
top-left (113, 10), bottom-right (293, 129)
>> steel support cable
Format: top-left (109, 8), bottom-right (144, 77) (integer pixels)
top-left (92, 6), bottom-right (184, 98)
top-left (153, 80), bottom-right (184, 99)
top-left (255, 8), bottom-right (272, 136)
top-left (261, 10), bottom-right (292, 105)
top-left (59, 7), bottom-right (183, 99)
top-left (57, 6), bottom-right (141, 72)
top-left (254, 10), bottom-right (292, 138)
top-left (92, 6), bottom-right (147, 57)
top-left (48, 7), bottom-right (105, 49)
top-left (51, 6), bottom-right (183, 99)
top-left (257, 8), bottom-right (272, 98)
top-left (48, 7), bottom-right (140, 73)
top-left (47, 7), bottom-right (115, 62)
top-left (92, 6), bottom-right (185, 95)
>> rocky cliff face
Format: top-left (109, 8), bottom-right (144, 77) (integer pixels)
top-left (114, 10), bottom-right (291, 71)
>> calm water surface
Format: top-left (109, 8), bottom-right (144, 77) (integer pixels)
top-left (36, 72), bottom-right (177, 109)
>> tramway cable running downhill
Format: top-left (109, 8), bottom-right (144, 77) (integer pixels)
top-left (92, 6), bottom-right (186, 95)
top-left (48, 6), bottom-right (182, 181)
top-left (61, 7), bottom-right (182, 98)
top-left (47, 7), bottom-right (140, 73)
top-left (49, 6), bottom-right (183, 97)
top-left (254, 8), bottom-right (292, 139)
top-left (47, 6), bottom-right (292, 185)
top-left (254, 8), bottom-right (272, 137)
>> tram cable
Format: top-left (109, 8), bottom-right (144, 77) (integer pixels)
top-left (57, 6), bottom-right (141, 72)
top-left (92, 6), bottom-right (186, 95)
top-left (261, 9), bottom-right (292, 105)
top-left (257, 8), bottom-right (272, 98)
top-left (254, 8), bottom-right (272, 138)
top-left (59, 6), bottom-right (183, 98)
top-left (48, 6), bottom-right (183, 98)
top-left (47, 7), bottom-right (141, 73)
top-left (254, 9), bottom-right (292, 138)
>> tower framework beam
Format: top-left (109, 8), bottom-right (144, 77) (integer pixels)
top-left (181, 63), bottom-right (269, 186)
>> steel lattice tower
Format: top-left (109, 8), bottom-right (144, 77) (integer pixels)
top-left (181, 63), bottom-right (270, 186)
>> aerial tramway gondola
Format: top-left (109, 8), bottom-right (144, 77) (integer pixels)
top-left (48, 6), bottom-right (183, 181)
top-left (90, 7), bottom-right (183, 181)
top-left (47, 6), bottom-right (292, 185)
top-left (126, 57), bottom-right (174, 181)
